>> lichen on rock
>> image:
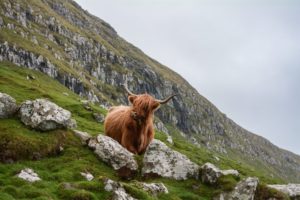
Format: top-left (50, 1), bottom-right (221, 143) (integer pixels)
top-left (201, 162), bottom-right (239, 185)
top-left (19, 98), bottom-right (76, 131)
top-left (0, 92), bottom-right (18, 118)
top-left (88, 135), bottom-right (138, 179)
top-left (142, 139), bottom-right (199, 180)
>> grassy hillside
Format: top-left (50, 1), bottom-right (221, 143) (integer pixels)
top-left (0, 0), bottom-right (299, 183)
top-left (0, 62), bottom-right (287, 200)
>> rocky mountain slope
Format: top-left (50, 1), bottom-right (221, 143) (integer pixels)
top-left (0, 0), bottom-right (300, 184)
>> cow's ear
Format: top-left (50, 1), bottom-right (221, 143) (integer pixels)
top-left (152, 101), bottom-right (160, 110)
top-left (128, 95), bottom-right (137, 104)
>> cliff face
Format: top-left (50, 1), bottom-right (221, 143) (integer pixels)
top-left (0, 0), bottom-right (299, 182)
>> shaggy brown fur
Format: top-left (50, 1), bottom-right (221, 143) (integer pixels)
top-left (104, 92), bottom-right (174, 154)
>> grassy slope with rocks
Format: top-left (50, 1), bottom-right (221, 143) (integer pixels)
top-left (0, 62), bottom-right (288, 200)
top-left (0, 0), bottom-right (299, 183)
top-left (0, 0), bottom-right (299, 198)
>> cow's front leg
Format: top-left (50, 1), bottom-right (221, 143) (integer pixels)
top-left (121, 131), bottom-right (138, 154)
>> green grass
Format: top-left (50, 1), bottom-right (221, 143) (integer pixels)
top-left (0, 62), bottom-right (214, 199)
top-left (0, 62), bottom-right (289, 199)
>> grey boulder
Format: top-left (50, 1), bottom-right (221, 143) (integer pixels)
top-left (268, 184), bottom-right (300, 200)
top-left (142, 139), bottom-right (199, 180)
top-left (19, 99), bottom-right (76, 131)
top-left (214, 177), bottom-right (259, 200)
top-left (0, 92), bottom-right (18, 118)
top-left (201, 162), bottom-right (239, 184)
top-left (88, 135), bottom-right (138, 179)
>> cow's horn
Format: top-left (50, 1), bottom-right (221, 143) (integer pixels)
top-left (123, 83), bottom-right (136, 96)
top-left (157, 94), bottom-right (177, 104)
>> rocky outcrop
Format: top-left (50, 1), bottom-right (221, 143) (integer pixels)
top-left (19, 99), bottom-right (76, 131)
top-left (268, 184), bottom-right (300, 200)
top-left (73, 130), bottom-right (92, 144)
top-left (201, 162), bottom-right (239, 185)
top-left (214, 177), bottom-right (259, 200)
top-left (142, 139), bottom-right (199, 180)
top-left (0, 42), bottom-right (58, 78)
top-left (0, 92), bottom-right (18, 118)
top-left (17, 168), bottom-right (41, 182)
top-left (103, 179), bottom-right (136, 200)
top-left (88, 135), bottom-right (138, 179)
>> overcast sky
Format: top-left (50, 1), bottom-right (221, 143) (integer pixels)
top-left (74, 0), bottom-right (300, 155)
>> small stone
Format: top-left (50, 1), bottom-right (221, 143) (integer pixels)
top-left (140, 182), bottom-right (168, 196)
top-left (201, 163), bottom-right (239, 185)
top-left (80, 172), bottom-right (94, 181)
top-left (154, 121), bottom-right (169, 134)
top-left (103, 179), bottom-right (136, 200)
top-left (82, 101), bottom-right (92, 111)
top-left (26, 74), bottom-right (36, 80)
top-left (7, 23), bottom-right (14, 30)
top-left (93, 112), bottom-right (105, 123)
top-left (73, 130), bottom-right (92, 144)
top-left (166, 135), bottom-right (173, 144)
top-left (31, 36), bottom-right (38, 45)
top-left (17, 168), bottom-right (41, 182)
top-left (59, 146), bottom-right (64, 152)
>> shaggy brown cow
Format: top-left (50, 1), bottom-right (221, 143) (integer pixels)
top-left (104, 84), bottom-right (176, 154)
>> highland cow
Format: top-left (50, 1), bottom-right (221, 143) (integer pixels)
top-left (104, 83), bottom-right (176, 154)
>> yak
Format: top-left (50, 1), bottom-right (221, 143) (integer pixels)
top-left (104, 83), bottom-right (176, 154)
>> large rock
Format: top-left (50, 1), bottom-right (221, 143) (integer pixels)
top-left (268, 184), bottom-right (300, 200)
top-left (19, 99), bottom-right (76, 131)
top-left (0, 92), bottom-right (18, 118)
top-left (201, 162), bottom-right (239, 184)
top-left (17, 168), bottom-right (41, 182)
top-left (104, 179), bottom-right (136, 200)
top-left (142, 139), bottom-right (199, 180)
top-left (88, 135), bottom-right (138, 179)
top-left (214, 177), bottom-right (259, 200)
